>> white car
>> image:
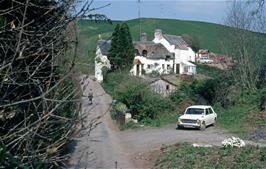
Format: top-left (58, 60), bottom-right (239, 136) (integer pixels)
top-left (177, 105), bottom-right (217, 130)
top-left (198, 56), bottom-right (213, 64)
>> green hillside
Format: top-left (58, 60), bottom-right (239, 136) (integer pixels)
top-left (77, 18), bottom-right (228, 73)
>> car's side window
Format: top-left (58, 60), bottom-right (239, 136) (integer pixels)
top-left (205, 109), bottom-right (209, 115)
top-left (209, 108), bottom-right (213, 114)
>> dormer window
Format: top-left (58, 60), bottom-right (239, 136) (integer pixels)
top-left (142, 50), bottom-right (147, 57)
top-left (135, 49), bottom-right (140, 56)
top-left (165, 55), bottom-right (171, 61)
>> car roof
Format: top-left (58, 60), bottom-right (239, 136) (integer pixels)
top-left (187, 105), bottom-right (212, 109)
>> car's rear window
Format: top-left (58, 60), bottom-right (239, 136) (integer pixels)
top-left (186, 108), bottom-right (204, 115)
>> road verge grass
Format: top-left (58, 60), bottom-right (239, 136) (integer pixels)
top-left (153, 143), bottom-right (266, 169)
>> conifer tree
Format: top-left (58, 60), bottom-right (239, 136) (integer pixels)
top-left (108, 23), bottom-right (135, 70)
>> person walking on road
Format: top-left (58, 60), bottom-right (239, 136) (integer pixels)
top-left (88, 89), bottom-right (93, 105)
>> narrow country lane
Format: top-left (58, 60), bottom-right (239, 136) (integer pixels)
top-left (68, 75), bottom-right (134, 169)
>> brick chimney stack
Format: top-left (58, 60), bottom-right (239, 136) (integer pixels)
top-left (140, 32), bottom-right (147, 42)
top-left (154, 29), bottom-right (162, 40)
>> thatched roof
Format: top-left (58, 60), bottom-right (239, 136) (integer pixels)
top-left (133, 41), bottom-right (174, 60)
top-left (163, 34), bottom-right (188, 50)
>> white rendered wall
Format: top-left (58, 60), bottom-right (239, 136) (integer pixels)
top-left (153, 36), bottom-right (195, 62)
top-left (95, 47), bottom-right (111, 82)
top-left (180, 62), bottom-right (196, 75)
top-left (132, 56), bottom-right (174, 76)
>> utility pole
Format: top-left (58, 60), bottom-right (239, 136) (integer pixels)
top-left (138, 0), bottom-right (141, 38)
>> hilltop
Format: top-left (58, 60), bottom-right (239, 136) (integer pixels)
top-left (77, 18), bottom-right (228, 73)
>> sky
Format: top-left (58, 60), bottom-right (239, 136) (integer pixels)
top-left (85, 0), bottom-right (235, 24)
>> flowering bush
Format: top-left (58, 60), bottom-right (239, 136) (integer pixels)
top-left (222, 137), bottom-right (245, 148)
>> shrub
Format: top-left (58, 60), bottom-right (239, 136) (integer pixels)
top-left (170, 73), bottom-right (236, 107)
top-left (170, 81), bottom-right (208, 105)
top-left (259, 87), bottom-right (266, 110)
top-left (0, 144), bottom-right (25, 168)
top-left (182, 34), bottom-right (200, 52)
top-left (121, 121), bottom-right (139, 130)
top-left (114, 102), bottom-right (127, 113)
top-left (149, 70), bottom-right (160, 77)
top-left (190, 80), bottom-right (217, 104)
top-left (111, 108), bottom-right (118, 120)
top-left (114, 76), bottom-right (175, 121)
top-left (260, 149), bottom-right (266, 161)
top-left (102, 65), bottom-right (111, 81)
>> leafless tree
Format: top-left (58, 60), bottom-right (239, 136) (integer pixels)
top-left (0, 0), bottom-right (108, 168)
top-left (223, 0), bottom-right (266, 91)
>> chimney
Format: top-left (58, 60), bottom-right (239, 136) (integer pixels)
top-left (154, 29), bottom-right (162, 40)
top-left (140, 32), bottom-right (147, 42)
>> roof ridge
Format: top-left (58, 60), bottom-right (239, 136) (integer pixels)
top-left (164, 34), bottom-right (181, 37)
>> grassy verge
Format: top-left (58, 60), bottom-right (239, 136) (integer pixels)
top-left (195, 63), bottom-right (224, 78)
top-left (154, 144), bottom-right (266, 169)
top-left (214, 104), bottom-right (261, 137)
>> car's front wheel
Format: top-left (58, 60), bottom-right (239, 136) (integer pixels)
top-left (212, 118), bottom-right (217, 126)
top-left (200, 122), bottom-right (206, 130)
top-left (177, 125), bottom-right (183, 129)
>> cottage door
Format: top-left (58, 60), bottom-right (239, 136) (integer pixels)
top-left (136, 65), bottom-right (140, 76)
top-left (176, 64), bottom-right (180, 74)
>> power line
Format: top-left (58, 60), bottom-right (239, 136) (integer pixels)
top-left (138, 0), bottom-right (141, 38)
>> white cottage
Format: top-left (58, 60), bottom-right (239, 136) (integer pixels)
top-left (132, 30), bottom-right (196, 76)
top-left (132, 33), bottom-right (175, 76)
top-left (95, 40), bottom-right (111, 82)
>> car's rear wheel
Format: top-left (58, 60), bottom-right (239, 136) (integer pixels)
top-left (200, 122), bottom-right (206, 131)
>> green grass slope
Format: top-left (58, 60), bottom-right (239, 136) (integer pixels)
top-left (77, 18), bottom-right (228, 73)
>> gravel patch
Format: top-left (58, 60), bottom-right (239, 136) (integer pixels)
top-left (248, 127), bottom-right (266, 140)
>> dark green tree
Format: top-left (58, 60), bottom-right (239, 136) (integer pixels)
top-left (108, 24), bottom-right (122, 69)
top-left (182, 34), bottom-right (200, 52)
top-left (108, 23), bottom-right (135, 70)
top-left (119, 23), bottom-right (135, 66)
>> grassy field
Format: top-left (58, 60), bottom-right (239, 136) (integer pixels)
top-left (77, 18), bottom-right (228, 74)
top-left (154, 144), bottom-right (266, 169)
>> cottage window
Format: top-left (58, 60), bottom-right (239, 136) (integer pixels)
top-left (166, 85), bottom-right (170, 90)
top-left (142, 50), bottom-right (147, 57)
top-left (167, 64), bottom-right (170, 69)
top-left (147, 64), bottom-right (151, 69)
top-left (135, 49), bottom-right (140, 56)
top-left (184, 66), bottom-right (189, 73)
top-left (165, 55), bottom-right (171, 61)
